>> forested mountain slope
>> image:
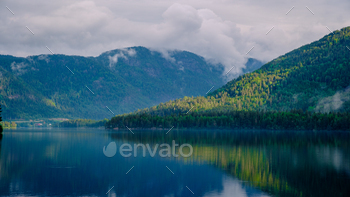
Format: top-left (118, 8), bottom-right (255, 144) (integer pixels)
top-left (136, 26), bottom-right (350, 116)
top-left (0, 47), bottom-right (263, 119)
top-left (0, 47), bottom-right (219, 119)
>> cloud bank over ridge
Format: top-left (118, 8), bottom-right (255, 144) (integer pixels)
top-left (1, 0), bottom-right (350, 76)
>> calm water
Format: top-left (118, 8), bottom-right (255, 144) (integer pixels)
top-left (0, 128), bottom-right (350, 197)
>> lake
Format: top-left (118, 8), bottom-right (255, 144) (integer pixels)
top-left (0, 128), bottom-right (349, 197)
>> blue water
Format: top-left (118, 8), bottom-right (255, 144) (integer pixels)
top-left (0, 128), bottom-right (349, 197)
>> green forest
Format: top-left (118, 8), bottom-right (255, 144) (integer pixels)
top-left (0, 47), bottom-right (226, 119)
top-left (20, 27), bottom-right (350, 131)
top-left (1, 47), bottom-right (263, 120)
top-left (0, 105), bottom-right (2, 132)
top-left (101, 27), bottom-right (350, 130)
top-left (0, 121), bottom-right (17, 129)
top-left (133, 27), bottom-right (350, 116)
top-left (57, 118), bottom-right (107, 127)
top-left (0, 105), bottom-right (17, 130)
top-left (105, 110), bottom-right (350, 131)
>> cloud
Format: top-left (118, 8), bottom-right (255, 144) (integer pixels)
top-left (1, 0), bottom-right (350, 78)
top-left (150, 48), bottom-right (176, 62)
top-left (11, 62), bottom-right (29, 75)
top-left (162, 3), bottom-right (203, 33)
top-left (108, 48), bottom-right (136, 67)
top-left (148, 4), bottom-right (247, 77)
top-left (37, 55), bottom-right (50, 63)
top-left (315, 86), bottom-right (350, 112)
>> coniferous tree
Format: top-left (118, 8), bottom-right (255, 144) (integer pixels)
top-left (0, 104), bottom-right (3, 133)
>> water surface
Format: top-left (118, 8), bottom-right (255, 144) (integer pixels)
top-left (0, 128), bottom-right (349, 197)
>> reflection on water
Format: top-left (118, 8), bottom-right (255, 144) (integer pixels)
top-left (0, 129), bottom-right (349, 197)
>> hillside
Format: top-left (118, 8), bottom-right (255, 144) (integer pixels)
top-left (0, 47), bottom-right (263, 120)
top-left (133, 26), bottom-right (350, 116)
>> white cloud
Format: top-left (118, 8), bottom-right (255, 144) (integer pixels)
top-left (37, 55), bottom-right (50, 63)
top-left (150, 48), bottom-right (176, 62)
top-left (1, 0), bottom-right (350, 77)
top-left (11, 62), bottom-right (29, 75)
top-left (315, 87), bottom-right (350, 112)
top-left (162, 3), bottom-right (203, 33)
top-left (108, 48), bottom-right (136, 67)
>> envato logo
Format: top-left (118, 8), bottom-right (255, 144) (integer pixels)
top-left (103, 140), bottom-right (193, 158)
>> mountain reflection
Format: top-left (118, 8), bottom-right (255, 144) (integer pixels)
top-left (0, 129), bottom-right (349, 197)
top-left (110, 129), bottom-right (350, 197)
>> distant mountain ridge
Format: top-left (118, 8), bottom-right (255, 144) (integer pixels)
top-left (133, 26), bottom-right (350, 116)
top-left (0, 46), bottom-right (263, 119)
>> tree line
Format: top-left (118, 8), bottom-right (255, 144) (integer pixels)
top-left (0, 104), bottom-right (2, 133)
top-left (57, 118), bottom-right (108, 127)
top-left (106, 110), bottom-right (350, 131)
top-left (0, 121), bottom-right (17, 129)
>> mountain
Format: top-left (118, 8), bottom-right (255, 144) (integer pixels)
top-left (242, 58), bottom-right (264, 74)
top-left (133, 26), bottom-right (350, 116)
top-left (0, 46), bottom-right (263, 119)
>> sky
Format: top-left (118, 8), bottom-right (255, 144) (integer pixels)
top-left (1, 0), bottom-right (350, 75)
